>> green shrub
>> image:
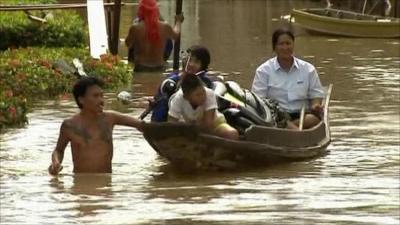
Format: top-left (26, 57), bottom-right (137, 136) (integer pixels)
top-left (0, 91), bottom-right (28, 128)
top-left (0, 1), bottom-right (87, 50)
top-left (0, 47), bottom-right (132, 130)
top-left (0, 0), bottom-right (57, 4)
top-left (0, 0), bottom-right (130, 130)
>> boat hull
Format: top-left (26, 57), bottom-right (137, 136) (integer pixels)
top-left (143, 123), bottom-right (330, 170)
top-left (291, 8), bottom-right (400, 38)
top-left (143, 85), bottom-right (333, 170)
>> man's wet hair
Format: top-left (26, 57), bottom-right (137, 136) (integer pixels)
top-left (73, 76), bottom-right (104, 108)
top-left (272, 28), bottom-right (295, 50)
top-left (187, 45), bottom-right (211, 70)
top-left (181, 73), bottom-right (204, 96)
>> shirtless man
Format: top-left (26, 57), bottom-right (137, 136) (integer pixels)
top-left (125, 0), bottom-right (184, 72)
top-left (48, 77), bottom-right (144, 175)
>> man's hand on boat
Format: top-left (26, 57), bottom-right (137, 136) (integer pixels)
top-left (136, 120), bottom-right (146, 132)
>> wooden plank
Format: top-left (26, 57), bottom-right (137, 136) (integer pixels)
top-left (87, 0), bottom-right (109, 59)
top-left (24, 11), bottom-right (47, 23)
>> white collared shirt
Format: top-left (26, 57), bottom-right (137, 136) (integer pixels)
top-left (251, 56), bottom-right (325, 113)
top-left (168, 88), bottom-right (224, 123)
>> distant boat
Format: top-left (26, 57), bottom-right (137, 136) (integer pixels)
top-left (290, 8), bottom-right (400, 38)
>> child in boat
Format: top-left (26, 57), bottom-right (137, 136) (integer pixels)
top-left (168, 74), bottom-right (239, 140)
top-left (151, 45), bottom-right (213, 122)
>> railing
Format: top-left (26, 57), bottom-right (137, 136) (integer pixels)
top-left (0, 2), bottom-right (137, 11)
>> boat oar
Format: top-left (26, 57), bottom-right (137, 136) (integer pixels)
top-left (298, 103), bottom-right (306, 131)
top-left (172, 0), bottom-right (183, 71)
top-left (138, 99), bottom-right (159, 120)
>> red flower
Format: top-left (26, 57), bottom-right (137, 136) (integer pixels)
top-left (5, 90), bottom-right (13, 98)
top-left (90, 59), bottom-right (98, 66)
top-left (54, 69), bottom-right (61, 77)
top-left (59, 93), bottom-right (69, 100)
top-left (105, 62), bottom-right (113, 70)
top-left (8, 106), bottom-right (17, 120)
top-left (9, 59), bottom-right (21, 68)
top-left (100, 54), bottom-right (108, 63)
top-left (16, 73), bottom-right (27, 81)
top-left (39, 60), bottom-right (51, 69)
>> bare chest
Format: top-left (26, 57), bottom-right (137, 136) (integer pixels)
top-left (66, 120), bottom-right (113, 147)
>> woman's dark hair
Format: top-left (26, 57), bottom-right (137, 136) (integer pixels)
top-left (187, 45), bottom-right (211, 70)
top-left (272, 28), bottom-right (295, 50)
top-left (181, 73), bottom-right (204, 96)
top-left (73, 76), bottom-right (104, 108)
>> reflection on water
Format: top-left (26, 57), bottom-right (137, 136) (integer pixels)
top-left (1, 0), bottom-right (399, 224)
top-left (52, 174), bottom-right (114, 217)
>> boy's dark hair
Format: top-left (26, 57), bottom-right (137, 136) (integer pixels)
top-left (181, 73), bottom-right (204, 96)
top-left (72, 76), bottom-right (104, 108)
top-left (187, 45), bottom-right (211, 70)
top-left (272, 28), bottom-right (295, 50)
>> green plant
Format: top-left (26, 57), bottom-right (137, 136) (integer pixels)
top-left (0, 0), bottom-right (87, 50)
top-left (0, 90), bottom-right (28, 129)
top-left (0, 47), bottom-right (132, 130)
top-left (0, 0), bottom-right (132, 130)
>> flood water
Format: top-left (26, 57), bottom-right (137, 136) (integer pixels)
top-left (1, 0), bottom-right (400, 224)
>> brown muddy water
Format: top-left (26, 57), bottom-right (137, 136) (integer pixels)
top-left (1, 0), bottom-right (399, 224)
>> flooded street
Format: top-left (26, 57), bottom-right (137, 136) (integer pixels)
top-left (1, 0), bottom-right (399, 224)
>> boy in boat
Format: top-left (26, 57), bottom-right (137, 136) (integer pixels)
top-left (168, 74), bottom-right (239, 140)
top-left (125, 0), bottom-right (184, 72)
top-left (48, 77), bottom-right (144, 175)
top-left (151, 45), bottom-right (213, 122)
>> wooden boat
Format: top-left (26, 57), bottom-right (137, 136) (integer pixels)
top-left (142, 85), bottom-right (333, 170)
top-left (290, 8), bottom-right (400, 38)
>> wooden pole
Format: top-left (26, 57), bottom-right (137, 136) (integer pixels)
top-left (362, 0), bottom-right (368, 14)
top-left (106, 0), bottom-right (113, 53)
top-left (366, 0), bottom-right (380, 15)
top-left (110, 0), bottom-right (122, 55)
top-left (394, 0), bottom-right (399, 17)
top-left (172, 0), bottom-right (183, 71)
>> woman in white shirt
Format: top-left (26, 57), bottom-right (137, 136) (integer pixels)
top-left (251, 28), bottom-right (325, 129)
